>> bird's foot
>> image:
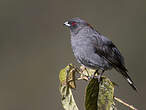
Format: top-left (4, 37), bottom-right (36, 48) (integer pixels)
top-left (87, 74), bottom-right (102, 83)
top-left (94, 75), bottom-right (102, 83)
top-left (86, 75), bottom-right (94, 80)
top-left (88, 69), bottom-right (104, 83)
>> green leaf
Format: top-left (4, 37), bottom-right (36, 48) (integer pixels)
top-left (85, 78), bottom-right (99, 110)
top-left (85, 76), bottom-right (116, 110)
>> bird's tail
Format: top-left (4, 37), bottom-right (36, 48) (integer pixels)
top-left (116, 68), bottom-right (137, 92)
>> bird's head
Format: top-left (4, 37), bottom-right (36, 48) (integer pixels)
top-left (64, 17), bottom-right (91, 34)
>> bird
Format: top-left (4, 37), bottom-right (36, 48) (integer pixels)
top-left (63, 17), bottom-right (137, 91)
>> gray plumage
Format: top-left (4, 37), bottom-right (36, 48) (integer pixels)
top-left (64, 17), bottom-right (137, 91)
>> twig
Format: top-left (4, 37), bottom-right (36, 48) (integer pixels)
top-left (114, 96), bottom-right (138, 110)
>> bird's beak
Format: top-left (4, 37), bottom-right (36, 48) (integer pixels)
top-left (64, 21), bottom-right (71, 27)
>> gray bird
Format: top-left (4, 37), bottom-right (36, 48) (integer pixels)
top-left (64, 17), bottom-right (137, 91)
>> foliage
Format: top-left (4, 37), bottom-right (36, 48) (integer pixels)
top-left (59, 64), bottom-right (117, 110)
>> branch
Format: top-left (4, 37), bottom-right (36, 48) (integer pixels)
top-left (114, 96), bottom-right (138, 110)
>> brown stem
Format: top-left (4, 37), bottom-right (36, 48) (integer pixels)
top-left (114, 96), bottom-right (138, 110)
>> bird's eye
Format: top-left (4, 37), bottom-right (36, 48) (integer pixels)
top-left (71, 22), bottom-right (77, 26)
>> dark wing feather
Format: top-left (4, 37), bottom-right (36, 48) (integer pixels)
top-left (95, 42), bottom-right (127, 71)
top-left (95, 41), bottom-right (137, 91)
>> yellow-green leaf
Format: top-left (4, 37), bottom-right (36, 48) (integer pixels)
top-left (60, 85), bottom-right (79, 110)
top-left (59, 64), bottom-right (79, 110)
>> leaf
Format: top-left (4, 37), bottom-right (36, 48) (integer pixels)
top-left (60, 85), bottom-right (79, 110)
top-left (85, 78), bottom-right (99, 110)
top-left (67, 65), bottom-right (76, 89)
top-left (59, 64), bottom-right (117, 110)
top-left (98, 77), bottom-right (114, 110)
top-left (59, 64), bottom-right (76, 88)
top-left (85, 76), bottom-right (116, 110)
top-left (59, 64), bottom-right (79, 110)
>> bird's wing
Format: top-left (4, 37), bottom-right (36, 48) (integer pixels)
top-left (94, 38), bottom-right (137, 91)
top-left (95, 40), bottom-right (127, 72)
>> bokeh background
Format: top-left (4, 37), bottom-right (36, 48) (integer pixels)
top-left (0, 0), bottom-right (146, 110)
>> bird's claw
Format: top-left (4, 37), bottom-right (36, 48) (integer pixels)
top-left (87, 75), bottom-right (102, 83)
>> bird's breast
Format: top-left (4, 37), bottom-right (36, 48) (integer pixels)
top-left (71, 37), bottom-right (112, 70)
top-left (71, 37), bottom-right (95, 55)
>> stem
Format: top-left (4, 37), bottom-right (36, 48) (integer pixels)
top-left (114, 96), bottom-right (138, 110)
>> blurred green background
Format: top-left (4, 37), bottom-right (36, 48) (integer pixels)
top-left (0, 0), bottom-right (146, 110)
